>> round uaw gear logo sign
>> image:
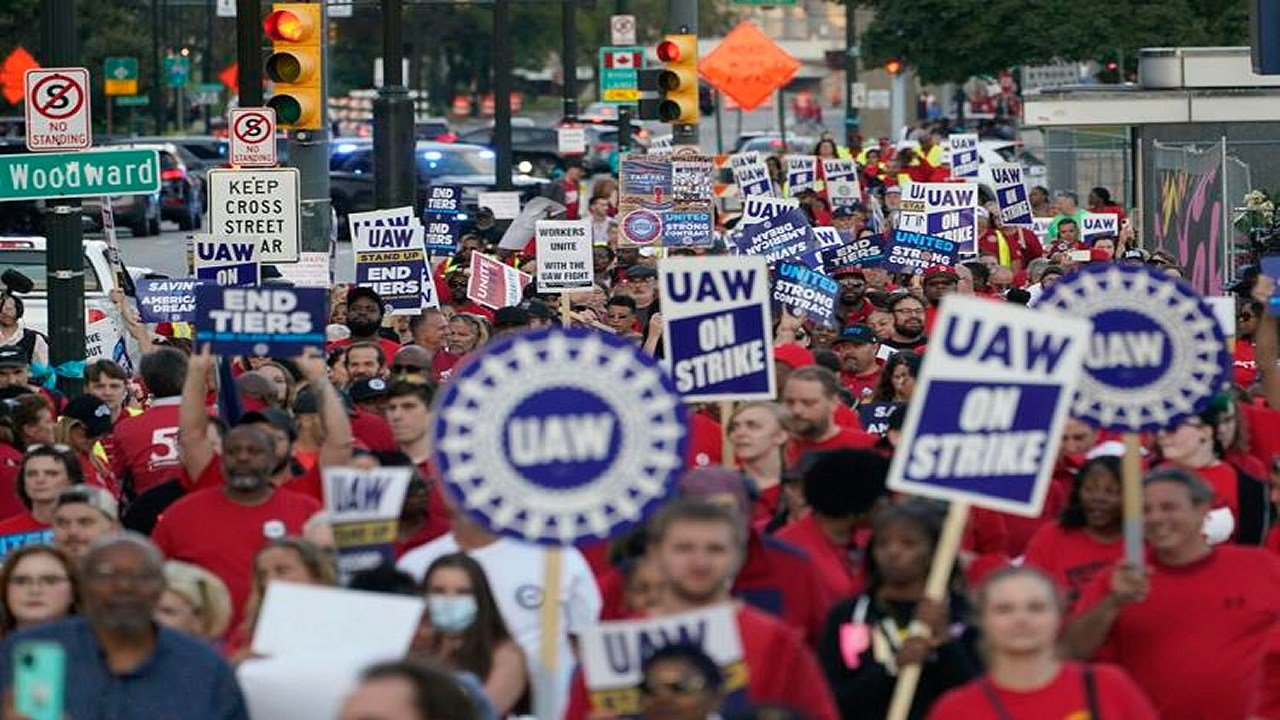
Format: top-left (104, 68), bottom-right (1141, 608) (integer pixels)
top-left (1037, 263), bottom-right (1228, 432)
top-left (433, 327), bottom-right (688, 545)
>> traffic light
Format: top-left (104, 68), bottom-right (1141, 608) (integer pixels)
top-left (263, 3), bottom-right (323, 130)
top-left (637, 34), bottom-right (698, 124)
top-left (885, 59), bottom-right (902, 75)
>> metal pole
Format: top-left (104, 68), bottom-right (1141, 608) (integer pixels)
top-left (374, 0), bottom-right (417, 208)
top-left (669, 0), bottom-right (697, 146)
top-left (236, 0), bottom-right (263, 107)
top-left (204, 0), bottom-right (215, 134)
top-left (890, 71), bottom-right (906, 141)
top-left (492, 0), bottom-right (513, 190)
top-left (561, 0), bottom-right (577, 120)
top-left (714, 90), bottom-right (723, 154)
top-left (843, 0), bottom-right (858, 141)
top-left (153, 0), bottom-right (164, 132)
top-left (41, 0), bottom-right (86, 396)
top-left (291, 2), bottom-right (332, 256)
top-left (1221, 135), bottom-right (1231, 286)
top-left (777, 88), bottom-right (786, 149)
top-left (617, 107), bottom-right (632, 154)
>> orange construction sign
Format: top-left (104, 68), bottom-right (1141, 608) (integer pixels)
top-left (1, 47), bottom-right (39, 106)
top-left (698, 22), bottom-right (800, 113)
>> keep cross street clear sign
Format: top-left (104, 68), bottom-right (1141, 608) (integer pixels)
top-left (207, 167), bottom-right (300, 263)
top-left (0, 149), bottom-right (160, 201)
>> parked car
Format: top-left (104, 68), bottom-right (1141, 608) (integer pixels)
top-left (415, 119), bottom-right (457, 143)
top-left (456, 123), bottom-right (562, 177)
top-left (0, 139), bottom-right (160, 237)
top-left (582, 123), bottom-right (649, 174)
top-left (106, 141), bottom-right (205, 230)
top-left (328, 139), bottom-right (549, 239)
top-left (734, 134), bottom-right (821, 155)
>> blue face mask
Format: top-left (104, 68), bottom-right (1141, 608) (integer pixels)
top-left (428, 594), bottom-right (478, 633)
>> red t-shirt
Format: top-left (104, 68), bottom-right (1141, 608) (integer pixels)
top-left (684, 411), bottom-right (723, 469)
top-left (1074, 545), bottom-right (1280, 720)
top-left (927, 662), bottom-right (1157, 720)
top-left (751, 484), bottom-right (783, 528)
top-left (775, 514), bottom-right (868, 604)
top-left (564, 604), bottom-right (839, 720)
top-left (0, 512), bottom-right (51, 559)
top-left (1245, 402), bottom-right (1280, 471)
top-left (108, 397), bottom-right (184, 497)
top-left (734, 529), bottom-right (834, 645)
top-left (1234, 339), bottom-right (1258, 389)
top-left (151, 487), bottom-right (321, 630)
top-left (1023, 521), bottom-right (1123, 614)
top-left (839, 365), bottom-right (882, 406)
top-left (350, 410), bottom-right (398, 453)
top-left (785, 427), bottom-right (877, 467)
top-left (0, 444), bottom-right (25, 522)
top-left (413, 459), bottom-right (453, 545)
top-left (996, 479), bottom-right (1066, 558)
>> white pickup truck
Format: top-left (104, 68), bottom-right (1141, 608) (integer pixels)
top-left (0, 237), bottom-right (148, 364)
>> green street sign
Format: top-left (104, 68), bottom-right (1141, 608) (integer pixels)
top-left (192, 82), bottom-right (222, 105)
top-left (599, 46), bottom-right (643, 105)
top-left (115, 95), bottom-right (150, 107)
top-left (104, 57), bottom-right (139, 81)
top-left (164, 56), bottom-right (190, 88)
top-left (0, 149), bottom-right (161, 201)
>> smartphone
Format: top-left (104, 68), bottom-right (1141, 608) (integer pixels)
top-left (13, 641), bottom-right (65, 720)
top-left (1070, 249), bottom-right (1092, 262)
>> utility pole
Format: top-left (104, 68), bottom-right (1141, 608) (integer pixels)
top-left (615, 0), bottom-right (631, 153)
top-left (205, 0), bottom-right (215, 134)
top-left (41, 0), bottom-right (86, 396)
top-left (237, 0), bottom-right (264, 107)
top-left (492, 0), bottom-right (513, 189)
top-left (561, 0), bottom-right (578, 120)
top-left (669, 0), bottom-right (697, 146)
top-left (374, 0), bottom-right (417, 208)
top-left (844, 0), bottom-right (858, 143)
top-left (153, 0), bottom-right (164, 133)
top-left (291, 1), bottom-right (332, 256)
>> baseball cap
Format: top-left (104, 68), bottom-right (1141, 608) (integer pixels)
top-left (494, 306), bottom-right (531, 329)
top-left (349, 377), bottom-right (390, 404)
top-left (237, 407), bottom-right (298, 443)
top-left (54, 484), bottom-right (119, 522)
top-left (1121, 248), bottom-right (1148, 263)
top-left (832, 204), bottom-right (863, 219)
top-left (625, 264), bottom-right (657, 279)
top-left (773, 342), bottom-right (815, 370)
top-left (347, 286), bottom-right (384, 311)
top-left (62, 394), bottom-right (114, 438)
top-left (292, 388), bottom-right (319, 415)
top-left (522, 299), bottom-right (556, 323)
top-left (0, 347), bottom-right (27, 369)
top-left (831, 266), bottom-right (865, 279)
top-left (884, 185), bottom-right (902, 195)
top-left (833, 324), bottom-right (878, 345)
top-left (923, 265), bottom-right (958, 282)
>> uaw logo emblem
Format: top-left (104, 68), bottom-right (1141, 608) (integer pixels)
top-left (1036, 263), bottom-right (1228, 431)
top-left (433, 327), bottom-right (687, 544)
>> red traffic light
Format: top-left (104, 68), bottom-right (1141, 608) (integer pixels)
top-left (885, 59), bottom-right (902, 74)
top-left (264, 9), bottom-right (306, 42)
top-left (1105, 61), bottom-right (1119, 71)
top-left (656, 40), bottom-right (682, 63)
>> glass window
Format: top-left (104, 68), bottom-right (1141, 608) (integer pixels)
top-left (0, 251), bottom-right (100, 292)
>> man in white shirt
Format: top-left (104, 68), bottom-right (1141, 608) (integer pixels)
top-left (398, 504), bottom-right (602, 719)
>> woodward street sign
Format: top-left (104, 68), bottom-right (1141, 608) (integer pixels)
top-left (0, 148), bottom-right (160, 201)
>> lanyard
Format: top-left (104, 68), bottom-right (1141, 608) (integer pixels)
top-left (979, 666), bottom-right (1101, 720)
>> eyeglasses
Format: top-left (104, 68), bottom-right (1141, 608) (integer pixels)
top-left (10, 575), bottom-right (68, 589)
top-left (640, 676), bottom-right (709, 698)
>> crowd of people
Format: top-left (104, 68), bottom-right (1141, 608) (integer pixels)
top-left (0, 122), bottom-right (1274, 720)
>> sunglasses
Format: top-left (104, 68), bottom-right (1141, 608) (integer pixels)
top-left (390, 364), bottom-right (424, 373)
top-left (640, 676), bottom-right (708, 697)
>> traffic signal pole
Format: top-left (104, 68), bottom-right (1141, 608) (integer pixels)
top-left (493, 0), bottom-right (514, 190)
top-left (374, 0), bottom-right (417, 209)
top-left (844, 0), bottom-right (858, 140)
top-left (669, 0), bottom-right (697, 146)
top-left (562, 0), bottom-right (578, 120)
top-left (290, 1), bottom-right (330, 256)
top-left (237, 0), bottom-right (264, 106)
top-left (615, 0), bottom-right (631, 153)
top-left (41, 0), bottom-right (86, 396)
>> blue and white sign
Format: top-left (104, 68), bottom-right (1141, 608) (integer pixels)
top-left (1036, 264), bottom-right (1229, 431)
top-left (192, 234), bottom-right (260, 286)
top-left (660, 256), bottom-right (776, 401)
top-left (424, 184), bottom-right (463, 214)
top-left (737, 207), bottom-right (822, 268)
top-left (826, 231), bottom-right (884, 271)
top-left (785, 155), bottom-right (817, 196)
top-left (432, 328), bottom-right (687, 545)
top-left (948, 133), bottom-right (980, 178)
top-left (885, 229), bottom-right (959, 275)
top-left (898, 182), bottom-right (978, 255)
top-left (889, 295), bottom-right (1090, 515)
top-left (349, 205), bottom-right (419, 240)
top-left (1080, 212), bottom-right (1119, 243)
top-left (136, 278), bottom-right (208, 323)
top-left (194, 286), bottom-right (328, 357)
top-left (731, 152), bottom-right (775, 197)
top-left (422, 186), bottom-right (464, 253)
top-left (353, 224), bottom-right (434, 315)
top-left (821, 158), bottom-right (861, 212)
top-left (772, 261), bottom-right (838, 326)
top-left (814, 227), bottom-right (845, 253)
top-left (742, 195), bottom-right (797, 223)
top-left (858, 402), bottom-right (901, 435)
top-left (991, 164), bottom-right (1033, 228)
top-left (324, 466), bottom-right (412, 579)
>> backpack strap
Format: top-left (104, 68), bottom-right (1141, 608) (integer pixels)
top-left (1083, 665), bottom-right (1102, 720)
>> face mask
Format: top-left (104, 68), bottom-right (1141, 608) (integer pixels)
top-left (428, 594), bottom-right (477, 633)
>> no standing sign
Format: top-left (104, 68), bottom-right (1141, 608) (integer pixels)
top-left (229, 107), bottom-right (278, 167)
top-left (24, 67), bottom-right (91, 151)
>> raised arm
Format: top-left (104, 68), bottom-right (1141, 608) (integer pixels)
top-left (298, 351), bottom-right (354, 467)
top-left (179, 345), bottom-right (216, 480)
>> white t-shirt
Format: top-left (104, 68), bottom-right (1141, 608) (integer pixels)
top-left (398, 534), bottom-right (602, 718)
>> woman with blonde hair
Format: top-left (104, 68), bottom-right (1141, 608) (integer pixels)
top-left (156, 560), bottom-right (233, 641)
top-left (727, 401), bottom-right (791, 526)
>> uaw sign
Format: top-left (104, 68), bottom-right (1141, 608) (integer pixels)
top-left (433, 328), bottom-right (687, 545)
top-left (194, 286), bottom-right (327, 357)
top-left (898, 182), bottom-right (978, 255)
top-left (324, 467), bottom-right (412, 580)
top-left (660, 256), bottom-right (776, 401)
top-left (889, 295), bottom-right (1090, 515)
top-left (1036, 264), bottom-right (1229, 431)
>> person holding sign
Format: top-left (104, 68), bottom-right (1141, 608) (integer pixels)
top-left (818, 501), bottom-right (979, 720)
top-left (1063, 469), bottom-right (1280, 720)
top-left (928, 567), bottom-right (1156, 720)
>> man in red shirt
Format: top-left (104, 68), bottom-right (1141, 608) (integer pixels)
top-left (1064, 468), bottom-right (1280, 720)
top-left (109, 347), bottom-right (189, 499)
top-left (832, 323), bottom-right (883, 405)
top-left (152, 424), bottom-right (321, 629)
top-left (777, 449), bottom-right (887, 603)
top-left (565, 500), bottom-right (838, 720)
top-left (328, 287), bottom-right (403, 362)
top-left (385, 381), bottom-right (450, 545)
top-left (782, 366), bottom-right (876, 467)
top-left (832, 268), bottom-right (875, 326)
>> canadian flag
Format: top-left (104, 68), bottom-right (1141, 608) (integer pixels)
top-left (604, 51), bottom-right (642, 69)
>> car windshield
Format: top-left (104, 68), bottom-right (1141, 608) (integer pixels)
top-left (0, 250), bottom-right (100, 292)
top-left (179, 141), bottom-right (227, 161)
top-left (417, 147), bottom-right (494, 177)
